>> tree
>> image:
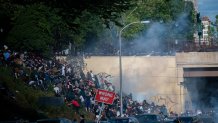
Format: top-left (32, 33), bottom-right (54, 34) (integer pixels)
top-left (119, 0), bottom-right (193, 39)
top-left (8, 0), bottom-right (134, 27)
top-left (6, 4), bottom-right (68, 56)
top-left (1, 0), bottom-right (195, 55)
top-left (216, 15), bottom-right (218, 30)
top-left (212, 15), bottom-right (218, 43)
top-left (1, 0), bottom-right (134, 55)
top-left (0, 0), bottom-right (17, 46)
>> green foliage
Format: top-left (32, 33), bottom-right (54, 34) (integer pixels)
top-left (71, 11), bottom-right (105, 48)
top-left (208, 25), bottom-right (215, 38)
top-left (47, 0), bottom-right (134, 27)
top-left (5, 4), bottom-right (67, 56)
top-left (216, 15), bottom-right (218, 30)
top-left (121, 11), bottom-right (147, 39)
top-left (118, 0), bottom-right (194, 41)
top-left (210, 16), bottom-right (218, 42)
top-left (135, 0), bottom-right (183, 22)
top-left (185, 1), bottom-right (195, 40)
top-left (1, 0), bottom-right (195, 54)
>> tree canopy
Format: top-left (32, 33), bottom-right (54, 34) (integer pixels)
top-left (0, 0), bottom-right (195, 56)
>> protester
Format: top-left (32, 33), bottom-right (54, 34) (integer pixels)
top-left (0, 45), bottom-right (170, 119)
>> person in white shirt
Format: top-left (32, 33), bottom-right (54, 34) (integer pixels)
top-left (90, 70), bottom-right (95, 81)
top-left (79, 95), bottom-right (85, 106)
top-left (54, 85), bottom-right (60, 96)
top-left (67, 66), bottom-right (72, 74)
top-left (61, 64), bottom-right (65, 76)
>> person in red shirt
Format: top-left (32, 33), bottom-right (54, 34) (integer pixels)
top-left (71, 99), bottom-right (80, 114)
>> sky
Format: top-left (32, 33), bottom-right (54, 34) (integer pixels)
top-left (198, 0), bottom-right (218, 22)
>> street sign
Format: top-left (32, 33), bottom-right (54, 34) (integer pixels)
top-left (95, 89), bottom-right (116, 104)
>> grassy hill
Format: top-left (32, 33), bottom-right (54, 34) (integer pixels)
top-left (0, 66), bottom-right (95, 122)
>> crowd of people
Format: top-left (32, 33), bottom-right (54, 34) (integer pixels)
top-left (0, 45), bottom-right (171, 121)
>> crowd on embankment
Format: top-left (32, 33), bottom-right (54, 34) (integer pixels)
top-left (0, 45), bottom-right (175, 121)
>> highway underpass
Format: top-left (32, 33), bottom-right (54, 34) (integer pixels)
top-left (183, 67), bottom-right (218, 111)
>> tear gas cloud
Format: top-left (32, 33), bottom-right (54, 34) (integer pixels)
top-left (121, 13), bottom-right (191, 56)
top-left (84, 13), bottom-right (192, 56)
top-left (120, 13), bottom-right (191, 100)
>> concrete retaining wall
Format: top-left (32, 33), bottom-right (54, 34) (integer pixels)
top-left (84, 56), bottom-right (181, 113)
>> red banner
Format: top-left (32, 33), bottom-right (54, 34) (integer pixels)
top-left (95, 89), bottom-right (116, 104)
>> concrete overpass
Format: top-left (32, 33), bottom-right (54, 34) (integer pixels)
top-left (84, 52), bottom-right (218, 114)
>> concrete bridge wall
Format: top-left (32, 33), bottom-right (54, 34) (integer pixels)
top-left (84, 56), bottom-right (181, 113)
